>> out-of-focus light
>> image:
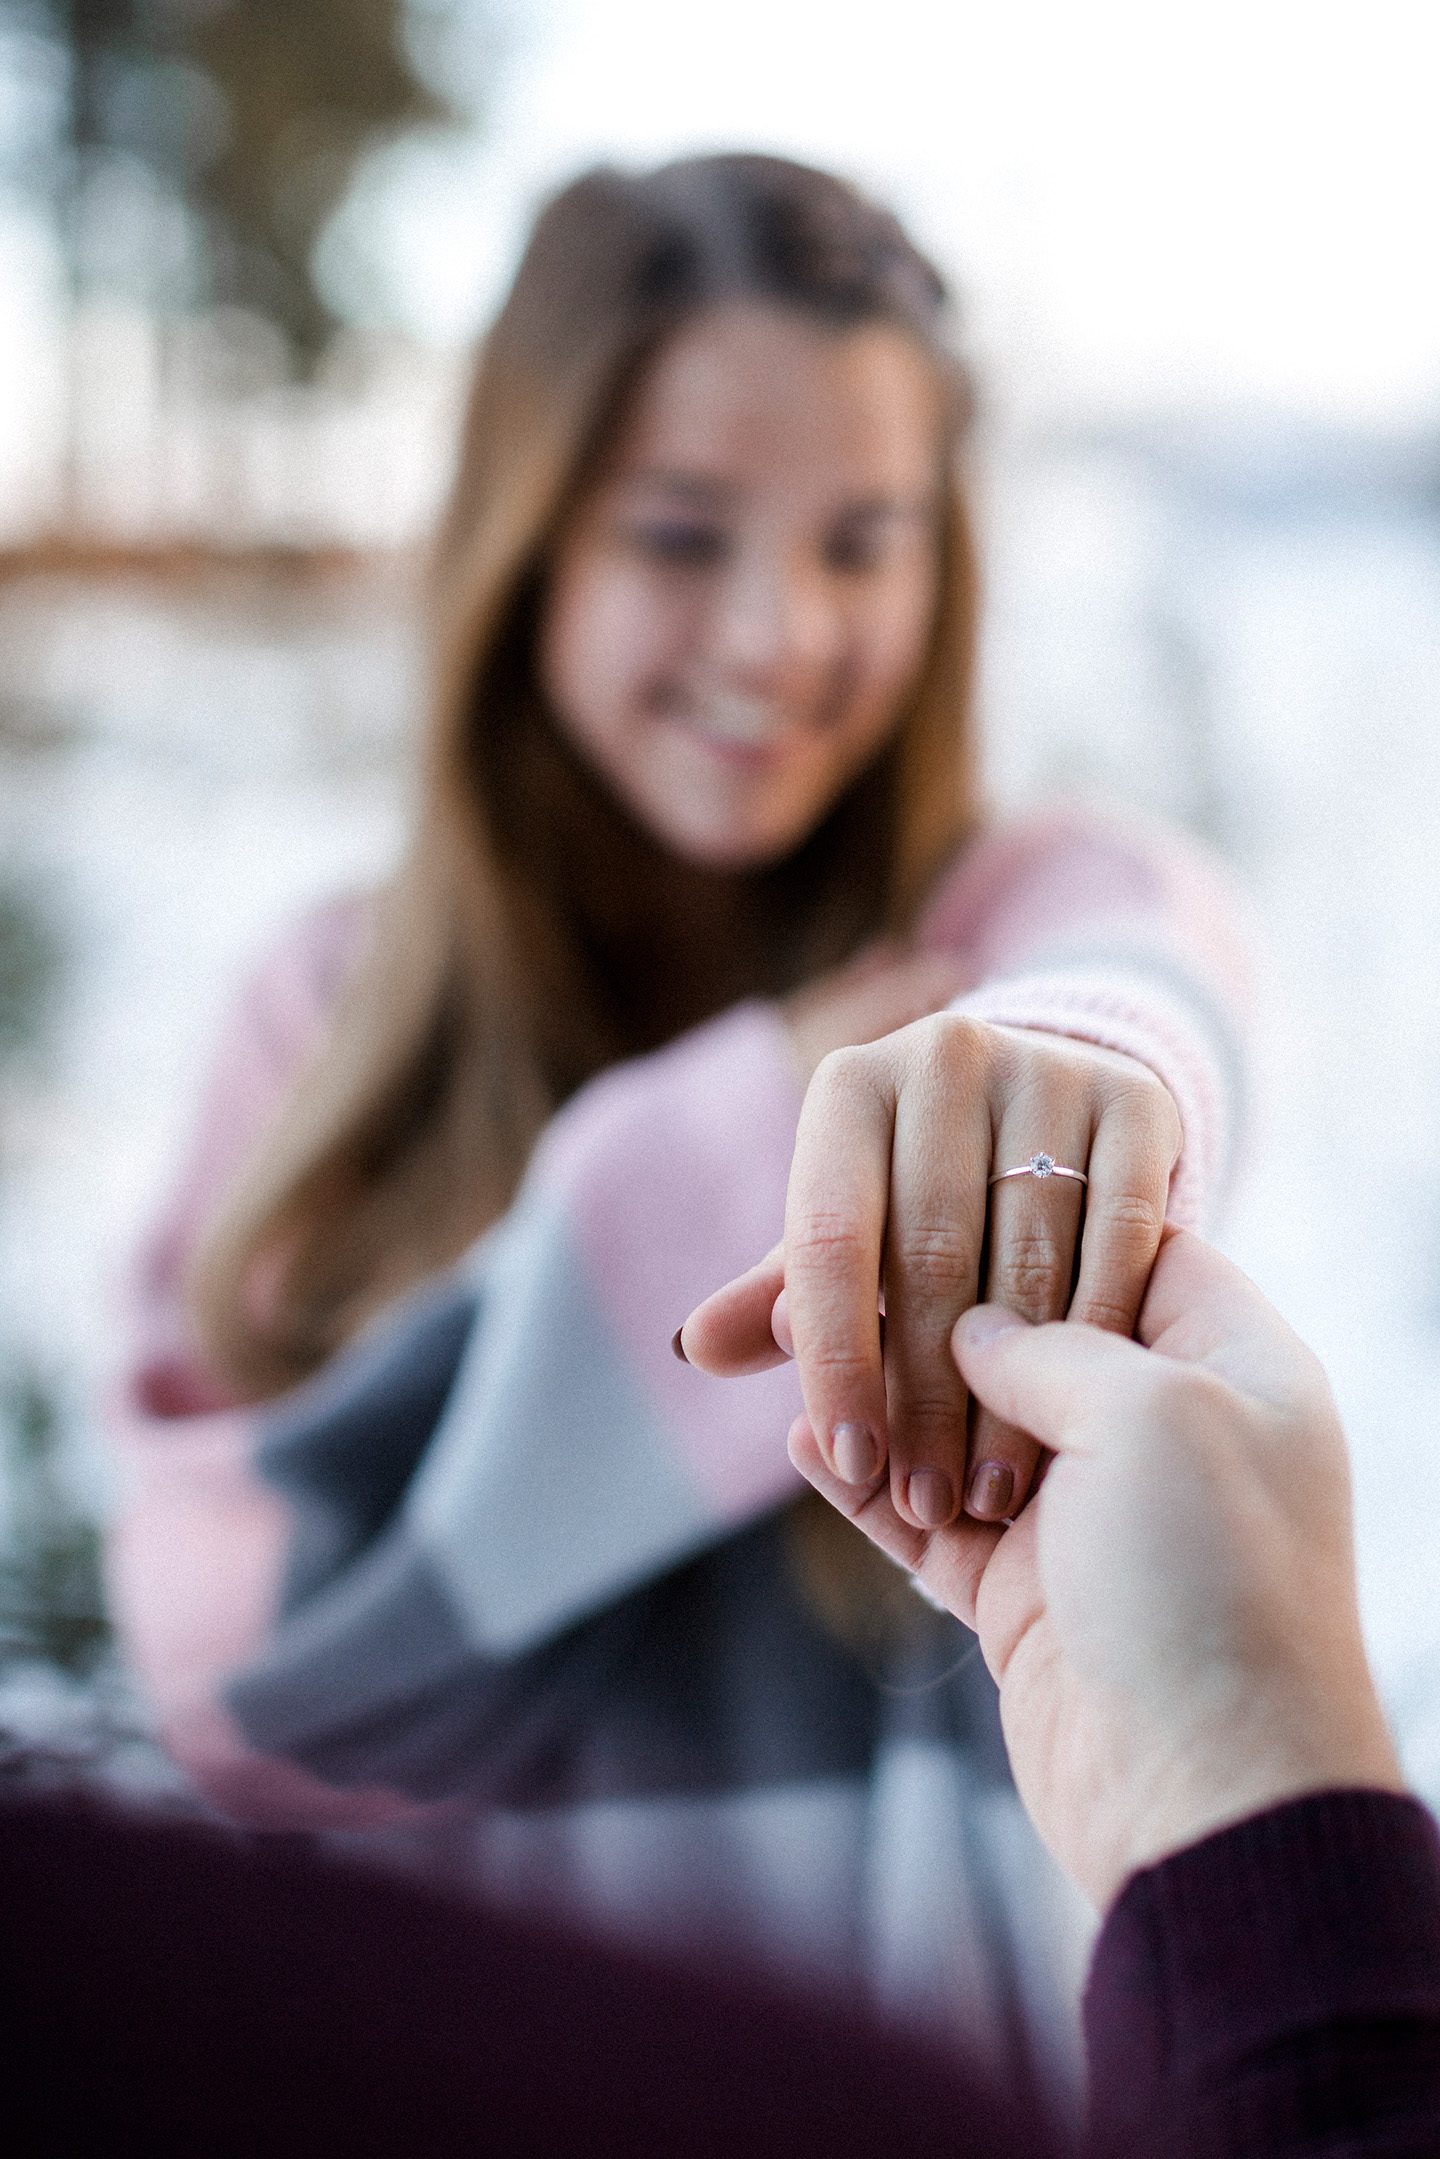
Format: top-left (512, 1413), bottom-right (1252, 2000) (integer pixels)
top-left (343, 0), bottom-right (1440, 423)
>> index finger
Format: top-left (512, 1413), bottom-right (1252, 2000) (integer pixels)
top-left (783, 1048), bottom-right (895, 1486)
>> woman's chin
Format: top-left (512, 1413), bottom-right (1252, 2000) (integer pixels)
top-left (655, 813), bottom-right (810, 875)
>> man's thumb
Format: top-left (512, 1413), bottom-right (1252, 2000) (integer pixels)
top-left (952, 1305), bottom-right (1153, 1454)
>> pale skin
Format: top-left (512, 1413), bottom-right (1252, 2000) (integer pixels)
top-left (679, 1010), bottom-right (1184, 1529)
top-left (541, 300), bottom-right (1189, 1530)
top-left (540, 301), bottom-right (945, 876)
top-left (682, 1052), bottom-right (1406, 1907)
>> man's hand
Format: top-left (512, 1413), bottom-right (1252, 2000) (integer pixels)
top-left (782, 1229), bottom-right (1405, 1908)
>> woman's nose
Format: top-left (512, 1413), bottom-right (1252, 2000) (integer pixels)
top-left (707, 547), bottom-right (843, 694)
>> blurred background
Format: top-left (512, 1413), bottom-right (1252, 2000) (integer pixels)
top-left (2, 0), bottom-right (1438, 1794)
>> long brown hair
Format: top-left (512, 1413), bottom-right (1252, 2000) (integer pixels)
top-left (193, 153), bottom-right (982, 1400)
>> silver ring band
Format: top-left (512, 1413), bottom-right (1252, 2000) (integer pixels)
top-left (988, 1152), bottom-right (1088, 1188)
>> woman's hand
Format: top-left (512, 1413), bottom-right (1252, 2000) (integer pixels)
top-left (778, 942), bottom-right (972, 1086)
top-left (682, 1012), bottom-right (1182, 1529)
top-left (784, 1232), bottom-right (1406, 1910)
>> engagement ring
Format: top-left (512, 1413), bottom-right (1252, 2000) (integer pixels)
top-left (988, 1153), bottom-right (1088, 1188)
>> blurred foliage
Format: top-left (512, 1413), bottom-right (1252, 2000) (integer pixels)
top-left (0, 1364), bottom-right (108, 1679)
top-left (0, 877), bottom-right (102, 1693)
top-left (4, 0), bottom-right (477, 367)
top-left (0, 872), bottom-right (66, 1063)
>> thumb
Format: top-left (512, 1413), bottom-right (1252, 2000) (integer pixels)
top-left (679, 1244), bottom-right (788, 1376)
top-left (952, 1305), bottom-right (1160, 1456)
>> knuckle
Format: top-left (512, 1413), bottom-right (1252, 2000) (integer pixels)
top-left (1071, 1288), bottom-right (1138, 1335)
top-left (997, 1223), bottom-right (1067, 1276)
top-left (1004, 1261), bottom-right (1062, 1315)
top-left (1096, 1189), bottom-right (1167, 1253)
top-left (925, 1011), bottom-right (991, 1084)
top-left (887, 1388), bottom-right (967, 1444)
top-left (790, 1209), bottom-right (867, 1260)
top-left (1114, 1071), bottom-right (1182, 1149)
top-left (1102, 1187), bottom-right (1167, 1232)
top-left (892, 1222), bottom-right (976, 1301)
top-left (992, 1229), bottom-right (1069, 1317)
top-left (989, 1025), bottom-right (1061, 1092)
top-left (810, 1042), bottom-right (877, 1098)
top-left (788, 1210), bottom-right (870, 1267)
top-left (802, 1341), bottom-right (878, 1387)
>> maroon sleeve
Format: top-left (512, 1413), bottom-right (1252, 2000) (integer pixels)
top-left (1085, 1789), bottom-right (1440, 2157)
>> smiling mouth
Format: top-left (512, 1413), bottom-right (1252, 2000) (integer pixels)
top-left (677, 694), bottom-right (800, 757)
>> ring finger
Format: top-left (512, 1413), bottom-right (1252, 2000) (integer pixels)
top-left (967, 1109), bottom-right (1089, 1520)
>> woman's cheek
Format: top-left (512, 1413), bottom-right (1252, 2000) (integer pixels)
top-left (843, 580), bottom-right (936, 730)
top-left (597, 564), bottom-right (701, 688)
top-left (543, 564), bottom-right (681, 732)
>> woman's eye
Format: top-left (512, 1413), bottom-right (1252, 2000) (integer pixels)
top-left (825, 513), bottom-right (931, 573)
top-left (825, 529), bottom-right (885, 572)
top-left (628, 523), bottom-right (726, 566)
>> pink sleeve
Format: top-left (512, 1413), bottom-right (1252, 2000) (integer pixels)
top-left (919, 800), bottom-right (1253, 1227)
top-left (120, 892), bottom-right (368, 1420)
top-left (105, 898), bottom-right (415, 1826)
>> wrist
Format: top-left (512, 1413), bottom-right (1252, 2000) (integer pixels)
top-left (1111, 1700), bottom-right (1406, 1908)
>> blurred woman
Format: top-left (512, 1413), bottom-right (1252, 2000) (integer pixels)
top-left (105, 153), bottom-right (1249, 2088)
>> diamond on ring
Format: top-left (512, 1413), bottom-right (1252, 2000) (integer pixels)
top-left (988, 1152), bottom-right (1088, 1189)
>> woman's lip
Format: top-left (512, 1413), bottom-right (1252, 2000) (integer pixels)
top-left (664, 709), bottom-right (802, 768)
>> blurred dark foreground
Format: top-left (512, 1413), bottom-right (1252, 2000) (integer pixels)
top-left (0, 1785), bottom-right (1027, 2159)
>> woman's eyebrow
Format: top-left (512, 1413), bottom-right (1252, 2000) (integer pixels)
top-left (618, 469), bottom-right (732, 507)
top-left (611, 475), bottom-right (940, 521)
top-left (836, 491), bottom-right (940, 524)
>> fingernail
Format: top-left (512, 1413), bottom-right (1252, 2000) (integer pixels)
top-left (955, 1305), bottom-right (1027, 1351)
top-left (671, 1327), bottom-right (689, 1364)
top-left (831, 1422), bottom-right (879, 1483)
top-left (907, 1467), bottom-right (956, 1527)
top-left (967, 1460), bottom-right (1015, 1520)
